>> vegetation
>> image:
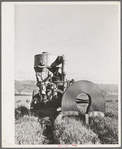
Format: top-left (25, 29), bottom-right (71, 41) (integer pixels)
top-left (53, 96), bottom-right (118, 144)
top-left (89, 117), bottom-right (118, 144)
top-left (54, 116), bottom-right (100, 144)
top-left (15, 84), bottom-right (118, 145)
top-left (15, 106), bottom-right (51, 144)
top-left (88, 95), bottom-right (118, 144)
top-left (15, 106), bottom-right (30, 120)
top-left (15, 115), bottom-right (47, 144)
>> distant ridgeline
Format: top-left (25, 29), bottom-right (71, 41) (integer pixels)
top-left (15, 80), bottom-right (37, 95)
top-left (15, 80), bottom-right (118, 96)
top-left (96, 83), bottom-right (118, 95)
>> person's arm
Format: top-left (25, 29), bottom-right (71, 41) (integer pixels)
top-left (48, 70), bottom-right (53, 78)
top-left (43, 70), bottom-right (53, 82)
top-left (36, 72), bottom-right (43, 82)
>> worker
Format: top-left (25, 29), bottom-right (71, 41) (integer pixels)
top-left (36, 61), bottom-right (54, 103)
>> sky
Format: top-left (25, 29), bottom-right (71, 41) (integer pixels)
top-left (15, 2), bottom-right (120, 83)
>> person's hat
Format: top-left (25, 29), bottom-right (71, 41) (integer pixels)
top-left (37, 61), bottom-right (46, 68)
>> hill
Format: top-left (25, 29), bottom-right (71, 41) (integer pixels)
top-left (15, 80), bottom-right (118, 95)
top-left (15, 80), bottom-right (37, 95)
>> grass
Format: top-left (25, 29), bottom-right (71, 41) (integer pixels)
top-left (15, 115), bottom-right (48, 144)
top-left (15, 94), bottom-right (118, 145)
top-left (15, 103), bottom-right (47, 144)
top-left (15, 104), bottom-right (54, 144)
top-left (53, 95), bottom-right (118, 144)
top-left (54, 116), bottom-right (100, 144)
top-left (89, 117), bottom-right (118, 144)
top-left (88, 95), bottom-right (118, 144)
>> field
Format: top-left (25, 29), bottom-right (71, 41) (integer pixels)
top-left (15, 94), bottom-right (119, 145)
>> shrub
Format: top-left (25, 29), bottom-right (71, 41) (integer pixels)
top-left (15, 115), bottom-right (47, 144)
top-left (88, 96), bottom-right (118, 144)
top-left (15, 106), bottom-right (29, 120)
top-left (89, 116), bottom-right (118, 144)
top-left (54, 116), bottom-right (100, 144)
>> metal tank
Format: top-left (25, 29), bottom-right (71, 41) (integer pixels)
top-left (34, 52), bottom-right (57, 71)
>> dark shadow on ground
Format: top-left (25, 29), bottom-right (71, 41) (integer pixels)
top-left (105, 112), bottom-right (118, 119)
top-left (30, 95), bottom-right (61, 144)
top-left (15, 106), bottom-right (30, 120)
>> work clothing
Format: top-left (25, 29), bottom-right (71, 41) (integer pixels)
top-left (36, 69), bottom-right (53, 83)
top-left (36, 68), bottom-right (54, 100)
top-left (37, 61), bottom-right (46, 68)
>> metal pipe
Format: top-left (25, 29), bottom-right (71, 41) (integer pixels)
top-left (62, 55), bottom-right (66, 90)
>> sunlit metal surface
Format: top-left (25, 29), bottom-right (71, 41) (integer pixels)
top-left (62, 80), bottom-right (105, 116)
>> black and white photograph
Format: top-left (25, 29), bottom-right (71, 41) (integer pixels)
top-left (2, 1), bottom-right (120, 147)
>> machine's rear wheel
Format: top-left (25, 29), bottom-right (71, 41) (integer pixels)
top-left (61, 80), bottom-right (105, 117)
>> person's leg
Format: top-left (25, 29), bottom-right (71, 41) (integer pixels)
top-left (42, 84), bottom-right (48, 104)
top-left (47, 83), bottom-right (54, 100)
top-left (36, 82), bottom-right (43, 102)
top-left (52, 83), bottom-right (57, 96)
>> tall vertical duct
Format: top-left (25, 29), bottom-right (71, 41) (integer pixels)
top-left (62, 55), bottom-right (66, 91)
top-left (62, 55), bottom-right (66, 82)
top-left (42, 52), bottom-right (48, 67)
top-left (42, 52), bottom-right (58, 68)
top-left (50, 56), bottom-right (63, 67)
